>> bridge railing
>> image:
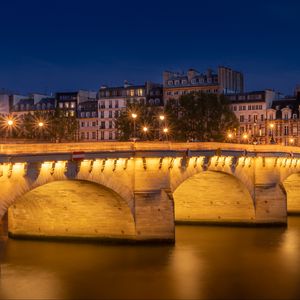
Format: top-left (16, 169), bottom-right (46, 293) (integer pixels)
top-left (0, 141), bottom-right (300, 155)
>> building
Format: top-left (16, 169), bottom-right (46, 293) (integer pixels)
top-left (228, 90), bottom-right (276, 143)
top-left (97, 81), bottom-right (162, 141)
top-left (267, 96), bottom-right (300, 146)
top-left (163, 66), bottom-right (244, 103)
top-left (78, 100), bottom-right (98, 141)
top-left (56, 90), bottom-right (97, 117)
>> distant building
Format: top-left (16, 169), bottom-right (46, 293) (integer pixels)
top-left (163, 66), bottom-right (244, 103)
top-left (228, 90), bottom-right (276, 144)
top-left (0, 93), bottom-right (12, 116)
top-left (98, 81), bottom-right (162, 141)
top-left (78, 100), bottom-right (98, 141)
top-left (56, 90), bottom-right (97, 117)
top-left (10, 94), bottom-right (55, 117)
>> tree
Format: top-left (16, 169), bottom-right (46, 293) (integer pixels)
top-left (115, 100), bottom-right (163, 141)
top-left (166, 92), bottom-right (239, 142)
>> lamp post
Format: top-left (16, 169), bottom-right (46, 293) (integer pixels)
top-left (6, 119), bottom-right (14, 140)
top-left (242, 133), bottom-right (248, 144)
top-left (269, 123), bottom-right (275, 144)
top-left (131, 113), bottom-right (137, 141)
top-left (142, 126), bottom-right (148, 140)
top-left (38, 121), bottom-right (45, 141)
top-left (159, 115), bottom-right (165, 140)
top-left (163, 127), bottom-right (169, 141)
top-left (227, 132), bottom-right (233, 143)
top-left (289, 137), bottom-right (295, 146)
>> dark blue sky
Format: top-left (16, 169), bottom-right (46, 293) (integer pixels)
top-left (0, 0), bottom-right (299, 95)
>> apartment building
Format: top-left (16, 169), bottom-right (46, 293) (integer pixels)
top-left (163, 66), bottom-right (244, 104)
top-left (97, 81), bottom-right (162, 141)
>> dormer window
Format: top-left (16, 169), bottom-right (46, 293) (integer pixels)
top-left (181, 80), bottom-right (187, 85)
top-left (293, 114), bottom-right (297, 119)
top-left (174, 80), bottom-right (180, 85)
top-left (168, 80), bottom-right (173, 85)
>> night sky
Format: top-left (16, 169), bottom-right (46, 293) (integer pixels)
top-left (0, 0), bottom-right (299, 95)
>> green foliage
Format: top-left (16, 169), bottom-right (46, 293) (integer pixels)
top-left (0, 108), bottom-right (78, 142)
top-left (115, 100), bottom-right (164, 141)
top-left (165, 92), bottom-right (239, 142)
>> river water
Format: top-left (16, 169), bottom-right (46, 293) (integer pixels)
top-left (1, 218), bottom-right (300, 299)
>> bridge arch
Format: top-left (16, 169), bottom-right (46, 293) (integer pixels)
top-left (172, 170), bottom-right (255, 224)
top-left (7, 179), bottom-right (136, 240)
top-left (281, 172), bottom-right (300, 214)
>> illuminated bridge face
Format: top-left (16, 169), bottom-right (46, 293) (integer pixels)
top-left (1, 142), bottom-right (300, 242)
top-left (8, 180), bottom-right (135, 240)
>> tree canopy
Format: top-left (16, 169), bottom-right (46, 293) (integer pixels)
top-left (165, 92), bottom-right (238, 142)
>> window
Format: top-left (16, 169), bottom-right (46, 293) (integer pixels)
top-left (81, 132), bottom-right (85, 140)
top-left (64, 102), bottom-right (69, 108)
top-left (109, 100), bottom-right (112, 108)
top-left (293, 114), bottom-right (297, 119)
top-left (59, 102), bottom-right (63, 108)
top-left (115, 100), bottom-right (119, 108)
top-left (81, 122), bottom-right (85, 127)
top-left (109, 111), bottom-right (112, 118)
top-left (70, 110), bottom-right (75, 117)
top-left (284, 113), bottom-right (288, 120)
top-left (168, 80), bottom-right (173, 85)
top-left (101, 121), bottom-right (105, 129)
top-left (248, 105), bottom-right (251, 110)
top-left (109, 121), bottom-right (113, 129)
top-left (109, 132), bottom-right (113, 140)
top-left (182, 80), bottom-right (187, 85)
top-left (284, 126), bottom-right (289, 135)
top-left (254, 115), bottom-right (258, 123)
top-left (92, 122), bottom-right (96, 127)
top-left (175, 80), bottom-right (180, 85)
top-left (233, 106), bottom-right (237, 111)
top-left (240, 115), bottom-right (244, 122)
top-left (261, 114), bottom-right (264, 121)
top-left (92, 132), bottom-right (96, 139)
top-left (100, 131), bottom-right (104, 140)
top-left (248, 115), bottom-right (251, 122)
top-left (86, 132), bottom-right (89, 140)
top-left (70, 102), bottom-right (76, 108)
top-left (100, 111), bottom-right (104, 118)
top-left (137, 89), bottom-right (143, 96)
top-left (100, 101), bottom-right (105, 109)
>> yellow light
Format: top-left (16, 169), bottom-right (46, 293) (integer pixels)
top-left (159, 115), bottom-right (165, 121)
top-left (227, 133), bottom-right (233, 138)
top-left (38, 122), bottom-right (44, 127)
top-left (269, 123), bottom-right (274, 128)
top-left (163, 127), bottom-right (169, 133)
top-left (143, 126), bottom-right (148, 132)
top-left (243, 133), bottom-right (248, 139)
top-left (290, 138), bottom-right (295, 144)
top-left (7, 120), bottom-right (14, 126)
top-left (131, 113), bottom-right (137, 119)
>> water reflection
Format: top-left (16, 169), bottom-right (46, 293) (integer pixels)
top-left (1, 218), bottom-right (300, 299)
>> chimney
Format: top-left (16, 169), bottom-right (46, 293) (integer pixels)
top-left (187, 69), bottom-right (198, 82)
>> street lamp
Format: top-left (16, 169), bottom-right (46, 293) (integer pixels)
top-left (7, 120), bottom-right (14, 126)
top-left (131, 113), bottom-right (137, 141)
top-left (269, 123), bottom-right (275, 144)
top-left (243, 133), bottom-right (248, 144)
top-left (38, 121), bottom-right (44, 128)
top-left (227, 132), bottom-right (233, 142)
top-left (143, 126), bottom-right (148, 132)
top-left (162, 127), bottom-right (169, 141)
top-left (159, 115), bottom-right (165, 121)
top-left (289, 138), bottom-right (295, 145)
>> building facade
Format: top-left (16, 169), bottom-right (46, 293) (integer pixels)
top-left (97, 81), bottom-right (162, 141)
top-left (56, 90), bottom-right (97, 117)
top-left (163, 66), bottom-right (244, 103)
top-left (78, 100), bottom-right (98, 141)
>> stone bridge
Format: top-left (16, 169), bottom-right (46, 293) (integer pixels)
top-left (1, 142), bottom-right (300, 243)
